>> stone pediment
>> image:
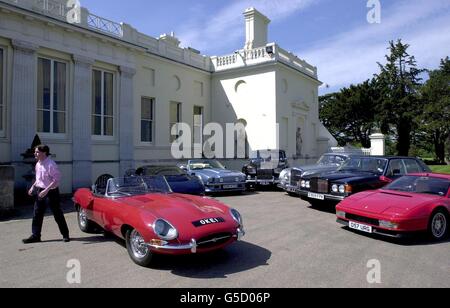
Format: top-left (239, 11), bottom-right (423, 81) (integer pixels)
top-left (291, 100), bottom-right (310, 111)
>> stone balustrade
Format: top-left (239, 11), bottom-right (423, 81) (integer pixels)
top-left (212, 43), bottom-right (318, 79)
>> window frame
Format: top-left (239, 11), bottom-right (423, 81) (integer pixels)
top-left (140, 96), bottom-right (155, 144)
top-left (36, 56), bottom-right (69, 138)
top-left (0, 47), bottom-right (4, 137)
top-left (91, 68), bottom-right (115, 140)
top-left (169, 101), bottom-right (182, 143)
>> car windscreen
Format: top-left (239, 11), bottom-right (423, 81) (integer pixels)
top-left (317, 155), bottom-right (347, 166)
top-left (338, 157), bottom-right (387, 175)
top-left (144, 166), bottom-right (185, 176)
top-left (106, 176), bottom-right (172, 197)
top-left (383, 176), bottom-right (450, 196)
top-left (188, 160), bottom-right (225, 170)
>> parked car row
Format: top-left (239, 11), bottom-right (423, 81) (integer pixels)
top-left (73, 151), bottom-right (449, 267)
top-left (277, 154), bottom-right (449, 242)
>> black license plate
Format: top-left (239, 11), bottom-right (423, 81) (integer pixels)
top-left (192, 217), bottom-right (225, 227)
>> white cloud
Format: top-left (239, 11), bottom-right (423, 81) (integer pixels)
top-left (297, 0), bottom-right (450, 94)
top-left (178, 0), bottom-right (319, 54)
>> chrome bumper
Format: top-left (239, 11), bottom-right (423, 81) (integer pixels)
top-left (146, 228), bottom-right (245, 253)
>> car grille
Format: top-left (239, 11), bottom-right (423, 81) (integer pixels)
top-left (346, 213), bottom-right (379, 226)
top-left (222, 176), bottom-right (239, 183)
top-left (290, 169), bottom-right (302, 186)
top-left (197, 232), bottom-right (233, 248)
top-left (257, 169), bottom-right (273, 180)
top-left (310, 179), bottom-right (329, 193)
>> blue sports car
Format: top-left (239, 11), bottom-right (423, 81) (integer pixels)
top-left (183, 159), bottom-right (246, 193)
top-left (135, 165), bottom-right (205, 195)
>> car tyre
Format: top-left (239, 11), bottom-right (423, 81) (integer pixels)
top-left (126, 229), bottom-right (153, 267)
top-left (77, 206), bottom-right (97, 233)
top-left (428, 209), bottom-right (448, 241)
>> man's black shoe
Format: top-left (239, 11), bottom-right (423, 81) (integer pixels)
top-left (22, 235), bottom-right (41, 244)
top-left (63, 237), bottom-right (70, 242)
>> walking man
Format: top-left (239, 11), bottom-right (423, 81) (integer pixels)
top-left (22, 145), bottom-right (70, 243)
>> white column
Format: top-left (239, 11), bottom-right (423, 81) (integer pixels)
top-left (72, 54), bottom-right (95, 190)
top-left (10, 40), bottom-right (38, 163)
top-left (370, 133), bottom-right (385, 156)
top-left (119, 66), bottom-right (136, 176)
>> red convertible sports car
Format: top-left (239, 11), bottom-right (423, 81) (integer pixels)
top-left (336, 173), bottom-right (450, 240)
top-left (73, 176), bottom-right (245, 267)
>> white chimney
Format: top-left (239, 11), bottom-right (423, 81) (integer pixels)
top-left (243, 8), bottom-right (271, 50)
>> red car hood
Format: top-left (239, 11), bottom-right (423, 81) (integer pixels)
top-left (117, 193), bottom-right (237, 240)
top-left (340, 190), bottom-right (438, 215)
top-left (119, 193), bottom-right (228, 219)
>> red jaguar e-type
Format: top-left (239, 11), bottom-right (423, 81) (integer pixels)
top-left (336, 173), bottom-right (450, 241)
top-left (73, 176), bottom-right (245, 266)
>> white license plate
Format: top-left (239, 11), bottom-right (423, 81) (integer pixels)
top-left (308, 192), bottom-right (325, 200)
top-left (349, 221), bottom-right (372, 233)
top-left (223, 184), bottom-right (238, 189)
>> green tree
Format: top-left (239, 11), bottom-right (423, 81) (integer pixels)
top-left (375, 40), bottom-right (424, 156)
top-left (319, 79), bottom-right (379, 148)
top-left (419, 57), bottom-right (450, 164)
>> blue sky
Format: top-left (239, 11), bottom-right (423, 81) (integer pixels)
top-left (82, 0), bottom-right (450, 94)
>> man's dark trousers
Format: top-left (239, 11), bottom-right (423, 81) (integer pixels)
top-left (32, 188), bottom-right (69, 238)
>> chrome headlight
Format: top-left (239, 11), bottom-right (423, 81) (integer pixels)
top-left (219, 178), bottom-right (224, 183)
top-left (300, 180), bottom-right (306, 188)
top-left (153, 219), bottom-right (178, 240)
top-left (230, 208), bottom-right (243, 227)
top-left (207, 178), bottom-right (214, 184)
top-left (339, 185), bottom-right (345, 194)
top-left (332, 184), bottom-right (338, 193)
top-left (305, 181), bottom-right (310, 189)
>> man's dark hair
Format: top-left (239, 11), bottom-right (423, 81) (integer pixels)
top-left (35, 144), bottom-right (50, 156)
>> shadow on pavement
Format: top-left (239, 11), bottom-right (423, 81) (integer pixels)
top-left (339, 226), bottom-right (450, 246)
top-left (150, 241), bottom-right (271, 278)
top-left (0, 196), bottom-right (75, 222)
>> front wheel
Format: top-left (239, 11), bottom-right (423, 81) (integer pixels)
top-left (126, 229), bottom-right (153, 267)
top-left (428, 210), bottom-right (448, 241)
top-left (77, 207), bottom-right (97, 233)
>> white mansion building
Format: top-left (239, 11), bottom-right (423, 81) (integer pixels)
top-left (0, 0), bottom-right (336, 193)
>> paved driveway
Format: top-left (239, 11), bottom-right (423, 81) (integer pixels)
top-left (0, 191), bottom-right (449, 288)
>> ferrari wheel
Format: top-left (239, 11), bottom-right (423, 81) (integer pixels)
top-left (428, 210), bottom-right (448, 241)
top-left (77, 207), bottom-right (97, 233)
top-left (126, 229), bottom-right (153, 267)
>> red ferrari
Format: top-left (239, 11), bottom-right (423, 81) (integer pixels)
top-left (73, 176), bottom-right (245, 267)
top-left (336, 173), bottom-right (450, 241)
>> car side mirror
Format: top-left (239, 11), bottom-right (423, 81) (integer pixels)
top-left (179, 164), bottom-right (187, 171)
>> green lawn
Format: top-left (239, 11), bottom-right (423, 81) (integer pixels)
top-left (430, 165), bottom-right (450, 174)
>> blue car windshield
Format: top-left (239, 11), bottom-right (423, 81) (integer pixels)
top-left (106, 176), bottom-right (172, 197)
top-left (188, 160), bottom-right (225, 170)
top-left (384, 176), bottom-right (450, 196)
top-left (338, 157), bottom-right (387, 175)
